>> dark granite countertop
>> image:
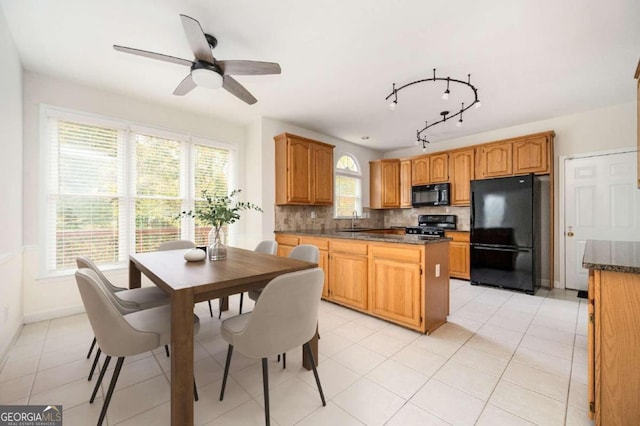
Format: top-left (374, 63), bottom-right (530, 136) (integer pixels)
top-left (274, 229), bottom-right (450, 245)
top-left (582, 240), bottom-right (640, 274)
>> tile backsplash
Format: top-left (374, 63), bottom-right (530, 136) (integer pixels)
top-left (274, 205), bottom-right (470, 232)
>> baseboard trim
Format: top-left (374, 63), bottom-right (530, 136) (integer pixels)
top-left (23, 304), bottom-right (85, 324)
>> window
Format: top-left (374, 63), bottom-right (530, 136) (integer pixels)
top-left (43, 108), bottom-right (235, 274)
top-left (334, 154), bottom-right (362, 218)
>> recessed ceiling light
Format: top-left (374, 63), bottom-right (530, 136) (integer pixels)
top-left (361, 136), bottom-right (370, 140)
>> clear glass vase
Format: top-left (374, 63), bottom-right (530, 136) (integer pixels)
top-left (207, 226), bottom-right (227, 261)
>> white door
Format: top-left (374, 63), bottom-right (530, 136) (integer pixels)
top-left (564, 150), bottom-right (640, 290)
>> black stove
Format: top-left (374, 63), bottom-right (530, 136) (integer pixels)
top-left (405, 214), bottom-right (457, 237)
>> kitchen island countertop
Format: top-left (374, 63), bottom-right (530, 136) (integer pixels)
top-left (274, 229), bottom-right (450, 245)
top-left (582, 239), bottom-right (640, 274)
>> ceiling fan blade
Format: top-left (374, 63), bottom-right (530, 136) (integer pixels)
top-left (217, 60), bottom-right (281, 75)
top-left (173, 74), bottom-right (197, 96)
top-left (113, 45), bottom-right (193, 67)
top-left (222, 75), bottom-right (257, 105)
top-left (179, 14), bottom-right (215, 64)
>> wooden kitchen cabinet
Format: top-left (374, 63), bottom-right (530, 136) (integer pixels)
top-left (444, 231), bottom-right (470, 279)
top-left (513, 135), bottom-right (550, 175)
top-left (429, 153), bottom-right (449, 183)
top-left (400, 159), bottom-right (412, 208)
top-left (411, 155), bottom-right (430, 185)
top-left (329, 239), bottom-right (368, 311)
top-left (369, 244), bottom-right (423, 329)
top-left (299, 236), bottom-right (330, 298)
top-left (274, 133), bottom-right (335, 205)
top-left (449, 149), bottom-right (475, 206)
top-left (370, 159), bottom-right (401, 208)
top-left (476, 141), bottom-right (513, 179)
top-left (587, 267), bottom-right (640, 424)
top-left (275, 234), bottom-right (298, 257)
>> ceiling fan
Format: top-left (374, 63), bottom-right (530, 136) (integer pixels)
top-left (113, 14), bottom-right (281, 105)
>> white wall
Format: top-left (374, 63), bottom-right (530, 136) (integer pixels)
top-left (0, 6), bottom-right (24, 360)
top-left (384, 102), bottom-right (637, 287)
top-left (21, 72), bottom-right (246, 321)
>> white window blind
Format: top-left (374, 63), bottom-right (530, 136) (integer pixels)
top-left (43, 108), bottom-right (235, 275)
top-left (335, 154), bottom-right (362, 218)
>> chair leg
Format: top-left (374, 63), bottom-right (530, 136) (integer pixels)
top-left (193, 377), bottom-right (199, 402)
top-left (262, 357), bottom-right (270, 426)
top-left (218, 298), bottom-right (222, 319)
top-left (208, 300), bottom-right (214, 318)
top-left (219, 345), bottom-right (233, 401)
top-left (87, 337), bottom-right (97, 359)
top-left (164, 345), bottom-right (170, 357)
top-left (282, 352), bottom-right (286, 369)
top-left (239, 293), bottom-right (244, 314)
top-left (98, 356), bottom-right (124, 426)
top-left (90, 355), bottom-right (111, 403)
top-left (88, 348), bottom-right (101, 380)
top-left (304, 342), bottom-right (326, 406)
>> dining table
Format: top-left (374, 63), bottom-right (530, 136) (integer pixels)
top-left (129, 246), bottom-right (319, 426)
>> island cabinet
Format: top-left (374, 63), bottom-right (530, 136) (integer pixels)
top-left (369, 244), bottom-right (423, 329)
top-left (444, 231), bottom-right (470, 279)
top-left (370, 159), bottom-right (401, 208)
top-left (274, 133), bottom-right (335, 205)
top-left (449, 149), bottom-right (475, 206)
top-left (328, 239), bottom-right (368, 311)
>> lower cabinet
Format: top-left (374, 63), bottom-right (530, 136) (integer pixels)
top-left (445, 231), bottom-right (470, 280)
top-left (329, 240), bottom-right (368, 311)
top-left (369, 244), bottom-right (422, 329)
top-left (299, 236), bottom-right (330, 298)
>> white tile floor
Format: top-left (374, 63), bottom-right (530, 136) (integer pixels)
top-left (0, 280), bottom-right (596, 425)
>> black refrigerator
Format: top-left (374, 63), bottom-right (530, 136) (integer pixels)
top-left (470, 174), bottom-right (541, 294)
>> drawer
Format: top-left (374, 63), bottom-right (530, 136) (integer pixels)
top-left (299, 236), bottom-right (329, 251)
top-left (275, 234), bottom-right (299, 246)
top-left (445, 231), bottom-right (470, 243)
top-left (369, 244), bottom-right (423, 263)
top-left (330, 239), bottom-right (368, 255)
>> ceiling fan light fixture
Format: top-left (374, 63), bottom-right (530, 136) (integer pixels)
top-left (191, 68), bottom-right (223, 89)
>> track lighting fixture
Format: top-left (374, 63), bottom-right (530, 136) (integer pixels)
top-left (386, 69), bottom-right (480, 145)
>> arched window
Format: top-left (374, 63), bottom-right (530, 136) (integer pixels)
top-left (335, 154), bottom-right (362, 218)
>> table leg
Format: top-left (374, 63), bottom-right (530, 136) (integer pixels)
top-left (171, 288), bottom-right (194, 426)
top-left (302, 325), bottom-right (319, 371)
top-left (129, 260), bottom-right (141, 289)
top-left (219, 296), bottom-right (229, 313)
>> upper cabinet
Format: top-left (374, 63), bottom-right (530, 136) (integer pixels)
top-left (411, 155), bottom-right (430, 185)
top-left (370, 159), bottom-right (401, 208)
top-left (274, 133), bottom-right (335, 205)
top-left (429, 153), bottom-right (449, 183)
top-left (476, 131), bottom-right (554, 179)
top-left (400, 159), bottom-right (413, 208)
top-left (449, 149), bottom-right (475, 206)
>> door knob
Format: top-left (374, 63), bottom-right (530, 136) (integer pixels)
top-left (567, 226), bottom-right (574, 237)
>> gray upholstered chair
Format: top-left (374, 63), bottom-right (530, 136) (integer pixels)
top-left (76, 256), bottom-right (171, 378)
top-left (157, 239), bottom-right (196, 251)
top-left (219, 268), bottom-right (326, 426)
top-left (237, 240), bottom-right (279, 315)
top-left (76, 268), bottom-right (200, 426)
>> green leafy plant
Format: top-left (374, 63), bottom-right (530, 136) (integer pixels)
top-left (178, 189), bottom-right (263, 228)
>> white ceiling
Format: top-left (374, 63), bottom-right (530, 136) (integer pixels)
top-left (2, 0), bottom-right (639, 151)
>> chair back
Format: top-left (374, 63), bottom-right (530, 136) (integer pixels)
top-left (76, 256), bottom-right (126, 294)
top-left (289, 244), bottom-right (319, 263)
top-left (232, 268), bottom-right (324, 358)
top-left (254, 240), bottom-right (278, 255)
top-left (158, 240), bottom-right (196, 251)
top-left (75, 269), bottom-right (160, 356)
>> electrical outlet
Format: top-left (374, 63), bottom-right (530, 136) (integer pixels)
top-left (435, 264), bottom-right (440, 277)
top-left (310, 211), bottom-right (317, 219)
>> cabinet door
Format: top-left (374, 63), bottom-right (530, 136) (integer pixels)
top-left (449, 149), bottom-right (475, 206)
top-left (287, 139), bottom-right (313, 203)
top-left (381, 161), bottom-right (400, 207)
top-left (429, 153), bottom-right (449, 183)
top-left (513, 136), bottom-right (549, 175)
top-left (411, 156), bottom-right (430, 185)
top-left (448, 242), bottom-right (470, 279)
top-left (319, 250), bottom-right (330, 298)
top-left (313, 145), bottom-right (334, 204)
top-left (330, 252), bottom-right (368, 310)
top-left (370, 257), bottom-right (422, 328)
top-left (477, 142), bottom-right (512, 178)
top-left (400, 159), bottom-right (412, 208)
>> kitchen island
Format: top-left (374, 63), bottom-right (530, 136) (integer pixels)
top-left (274, 230), bottom-right (450, 334)
top-left (582, 240), bottom-right (640, 425)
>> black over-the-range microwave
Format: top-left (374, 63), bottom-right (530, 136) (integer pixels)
top-left (411, 183), bottom-right (450, 207)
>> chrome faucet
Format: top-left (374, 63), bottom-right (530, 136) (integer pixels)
top-left (351, 210), bottom-right (359, 229)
